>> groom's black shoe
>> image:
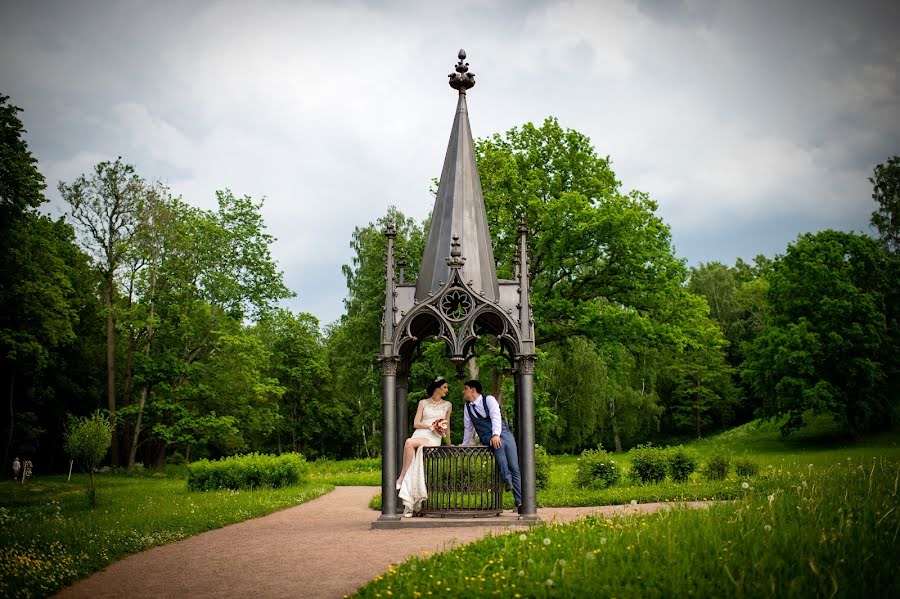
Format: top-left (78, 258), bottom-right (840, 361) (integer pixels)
top-left (516, 503), bottom-right (523, 514)
top-left (504, 479), bottom-right (514, 492)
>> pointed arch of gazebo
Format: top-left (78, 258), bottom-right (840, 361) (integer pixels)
top-left (377, 51), bottom-right (537, 524)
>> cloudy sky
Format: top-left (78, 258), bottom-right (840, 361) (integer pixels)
top-left (3, 0), bottom-right (898, 325)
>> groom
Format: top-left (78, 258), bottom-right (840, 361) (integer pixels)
top-left (461, 379), bottom-right (522, 511)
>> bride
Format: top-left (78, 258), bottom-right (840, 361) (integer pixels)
top-left (396, 376), bottom-right (452, 516)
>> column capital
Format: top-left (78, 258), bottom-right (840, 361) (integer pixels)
top-left (518, 355), bottom-right (536, 374)
top-left (381, 356), bottom-right (400, 376)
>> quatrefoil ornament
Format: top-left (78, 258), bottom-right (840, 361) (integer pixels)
top-left (441, 289), bottom-right (472, 321)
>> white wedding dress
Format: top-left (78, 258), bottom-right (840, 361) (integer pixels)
top-left (398, 399), bottom-right (449, 514)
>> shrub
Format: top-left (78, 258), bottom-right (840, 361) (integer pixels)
top-left (702, 450), bottom-right (731, 481)
top-left (734, 457), bottom-right (759, 478)
top-left (166, 452), bottom-right (186, 466)
top-left (667, 446), bottom-right (698, 482)
top-left (574, 447), bottom-right (621, 489)
top-left (628, 444), bottom-right (668, 484)
top-left (535, 445), bottom-right (552, 490)
top-left (64, 410), bottom-right (113, 507)
top-left (187, 452), bottom-right (307, 491)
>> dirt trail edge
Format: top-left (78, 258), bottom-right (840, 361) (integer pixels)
top-left (56, 486), bottom-right (710, 599)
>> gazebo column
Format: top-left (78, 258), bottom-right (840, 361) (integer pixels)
top-left (379, 357), bottom-right (400, 522)
top-left (512, 365), bottom-right (522, 472)
top-left (395, 373), bottom-right (409, 485)
top-left (519, 356), bottom-right (538, 518)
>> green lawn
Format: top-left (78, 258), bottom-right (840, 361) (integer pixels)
top-left (3, 416), bottom-right (897, 599)
top-left (356, 454), bottom-right (900, 598)
top-left (358, 416), bottom-right (900, 597)
top-left (0, 463), bottom-right (358, 599)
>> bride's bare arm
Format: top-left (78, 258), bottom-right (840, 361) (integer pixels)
top-left (412, 400), bottom-right (426, 429)
top-left (444, 405), bottom-right (452, 444)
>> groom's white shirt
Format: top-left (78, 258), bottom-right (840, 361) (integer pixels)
top-left (462, 394), bottom-right (502, 445)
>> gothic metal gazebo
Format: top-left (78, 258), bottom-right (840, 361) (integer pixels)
top-left (377, 50), bottom-right (538, 524)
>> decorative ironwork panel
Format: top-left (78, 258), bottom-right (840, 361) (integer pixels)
top-left (420, 446), bottom-right (503, 516)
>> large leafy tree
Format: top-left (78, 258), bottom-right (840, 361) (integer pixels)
top-left (59, 159), bottom-right (153, 465)
top-left (476, 117), bottom-right (686, 348)
top-left (475, 117), bottom-right (732, 447)
top-left (328, 207), bottom-right (425, 457)
top-left (870, 155), bottom-right (900, 254)
top-left (1, 94), bottom-right (100, 468)
top-left (742, 231), bottom-right (898, 435)
top-left (0, 94), bottom-right (45, 225)
top-left (119, 190), bottom-right (293, 464)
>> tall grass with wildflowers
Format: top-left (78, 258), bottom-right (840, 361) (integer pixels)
top-left (355, 457), bottom-right (900, 598)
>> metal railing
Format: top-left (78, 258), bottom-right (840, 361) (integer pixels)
top-left (420, 446), bottom-right (503, 516)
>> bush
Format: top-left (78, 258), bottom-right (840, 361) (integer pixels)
top-left (535, 445), bottom-right (552, 490)
top-left (628, 444), bottom-right (668, 484)
top-left (702, 450), bottom-right (731, 481)
top-left (187, 452), bottom-right (307, 491)
top-left (734, 457), bottom-right (759, 478)
top-left (667, 446), bottom-right (698, 482)
top-left (574, 447), bottom-right (621, 489)
top-left (166, 452), bottom-right (186, 466)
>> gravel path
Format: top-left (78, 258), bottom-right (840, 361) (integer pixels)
top-left (55, 486), bottom-right (710, 599)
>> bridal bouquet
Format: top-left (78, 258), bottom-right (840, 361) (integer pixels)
top-left (430, 418), bottom-right (449, 436)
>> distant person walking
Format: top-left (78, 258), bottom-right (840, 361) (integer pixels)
top-left (12, 457), bottom-right (21, 481)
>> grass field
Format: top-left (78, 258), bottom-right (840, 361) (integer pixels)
top-left (2, 415), bottom-right (897, 598)
top-left (356, 455), bottom-right (900, 598)
top-left (0, 463), bottom-right (354, 599)
top-left (357, 417), bottom-right (900, 597)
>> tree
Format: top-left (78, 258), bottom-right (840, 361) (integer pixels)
top-left (870, 155), bottom-right (900, 254)
top-left (59, 159), bottom-right (152, 465)
top-left (64, 410), bottom-right (112, 507)
top-left (256, 310), bottom-right (336, 457)
top-left (662, 291), bottom-right (738, 438)
top-left (476, 117), bottom-right (686, 349)
top-left (118, 190), bottom-right (293, 465)
top-left (475, 118), bottom-right (726, 447)
top-left (742, 231), bottom-right (897, 436)
top-left (1, 95), bottom-right (100, 469)
top-left (328, 207), bottom-right (424, 457)
top-left (0, 94), bottom-right (45, 226)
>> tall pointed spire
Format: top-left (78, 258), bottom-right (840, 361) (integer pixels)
top-left (415, 49), bottom-right (500, 302)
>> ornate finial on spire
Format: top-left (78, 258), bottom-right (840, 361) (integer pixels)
top-left (447, 233), bottom-right (466, 267)
top-left (448, 49), bottom-right (475, 94)
top-left (517, 215), bottom-right (528, 235)
top-left (450, 233), bottom-right (461, 257)
top-left (385, 221), bottom-right (397, 239)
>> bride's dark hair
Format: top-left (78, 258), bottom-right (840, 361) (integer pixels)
top-left (426, 377), bottom-right (448, 396)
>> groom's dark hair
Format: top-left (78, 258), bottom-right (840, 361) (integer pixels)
top-left (464, 379), bottom-right (483, 394)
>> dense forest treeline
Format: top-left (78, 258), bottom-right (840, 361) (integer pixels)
top-left (2, 95), bottom-right (898, 470)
